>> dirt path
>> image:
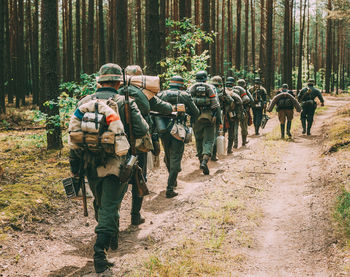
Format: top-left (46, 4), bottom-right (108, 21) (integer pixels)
top-left (243, 98), bottom-right (347, 276)
top-left (1, 97), bottom-right (348, 277)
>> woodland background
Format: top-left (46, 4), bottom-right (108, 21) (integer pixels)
top-left (0, 0), bottom-right (349, 147)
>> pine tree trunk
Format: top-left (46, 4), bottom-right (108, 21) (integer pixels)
top-left (25, 0), bottom-right (32, 99)
top-left (259, 0), bottom-right (265, 76)
top-left (116, 0), bottom-right (128, 68)
top-left (159, 0), bottom-right (166, 66)
top-left (244, 0), bottom-right (249, 70)
top-left (98, 0), bottom-right (105, 65)
top-left (75, 0), bottom-right (81, 80)
top-left (0, 0), bottom-right (4, 113)
top-left (235, 0), bottom-right (242, 70)
top-left (136, 0), bottom-right (143, 67)
top-left (146, 0), bottom-right (160, 75)
top-left (67, 0), bottom-right (74, 81)
top-left (82, 0), bottom-right (87, 72)
top-left (32, 0), bottom-right (39, 103)
top-left (250, 0), bottom-right (256, 71)
top-left (87, 0), bottom-right (94, 73)
top-left (41, 0), bottom-right (62, 149)
top-left (4, 0), bottom-right (11, 105)
top-left (210, 0), bottom-right (216, 75)
top-left (265, 0), bottom-right (274, 96)
top-left (282, 0), bottom-right (292, 87)
top-left (202, 0), bottom-right (210, 52)
top-left (297, 0), bottom-right (306, 92)
top-left (220, 0), bottom-right (225, 74)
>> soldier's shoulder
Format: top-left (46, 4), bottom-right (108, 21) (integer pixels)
top-left (77, 94), bottom-right (94, 107)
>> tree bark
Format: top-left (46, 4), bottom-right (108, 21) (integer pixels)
top-left (283, 0), bottom-right (292, 88)
top-left (67, 0), bottom-right (74, 81)
top-left (297, 0), bottom-right (306, 92)
top-left (235, 0), bottom-right (242, 70)
top-left (265, 0), bottom-right (274, 96)
top-left (227, 0), bottom-right (233, 71)
top-left (202, 0), bottom-right (210, 52)
top-left (145, 0), bottom-right (160, 75)
top-left (259, 0), bottom-right (265, 76)
top-left (210, 0), bottom-right (216, 74)
top-left (136, 0), bottom-right (143, 67)
top-left (244, 0), bottom-right (249, 70)
top-left (116, 0), bottom-right (128, 68)
top-left (250, 0), bottom-right (256, 71)
top-left (0, 0), bottom-right (4, 113)
top-left (87, 0), bottom-right (94, 73)
top-left (98, 0), bottom-right (105, 66)
top-left (75, 0), bottom-right (81, 80)
top-left (41, 0), bottom-right (62, 149)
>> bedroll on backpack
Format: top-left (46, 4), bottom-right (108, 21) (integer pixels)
top-left (69, 99), bottom-right (130, 157)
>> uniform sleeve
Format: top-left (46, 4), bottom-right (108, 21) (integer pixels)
top-left (130, 100), bottom-right (149, 138)
top-left (297, 89), bottom-right (306, 102)
top-left (149, 96), bottom-right (173, 115)
top-left (316, 90), bottom-right (324, 104)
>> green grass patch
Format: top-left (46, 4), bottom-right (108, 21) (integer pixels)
top-left (335, 191), bottom-right (350, 237)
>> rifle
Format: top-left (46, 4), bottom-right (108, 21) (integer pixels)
top-left (80, 158), bottom-right (88, 217)
top-left (122, 69), bottom-right (149, 197)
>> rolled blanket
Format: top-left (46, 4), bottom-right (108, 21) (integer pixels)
top-left (268, 92), bottom-right (301, 112)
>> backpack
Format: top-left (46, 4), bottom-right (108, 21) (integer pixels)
top-left (68, 95), bottom-right (130, 164)
top-left (190, 83), bottom-right (213, 108)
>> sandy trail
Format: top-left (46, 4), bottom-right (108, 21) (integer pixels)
top-left (243, 98), bottom-right (347, 276)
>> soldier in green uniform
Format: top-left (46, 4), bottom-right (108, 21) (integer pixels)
top-left (119, 65), bottom-right (173, 225)
top-left (234, 79), bottom-right (253, 145)
top-left (297, 79), bottom-right (324, 135)
top-left (225, 77), bottom-right (244, 152)
top-left (157, 76), bottom-right (199, 197)
top-left (188, 71), bottom-right (221, 175)
top-left (248, 78), bottom-right (267, 135)
top-left (69, 63), bottom-right (149, 273)
top-left (276, 84), bottom-right (295, 138)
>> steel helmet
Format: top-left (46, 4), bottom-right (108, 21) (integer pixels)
top-left (195, 71), bottom-right (208, 82)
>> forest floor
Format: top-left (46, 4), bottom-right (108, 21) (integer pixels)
top-left (1, 95), bottom-right (350, 276)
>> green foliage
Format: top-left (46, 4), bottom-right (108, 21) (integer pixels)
top-left (335, 191), bottom-right (350, 237)
top-left (159, 18), bottom-right (215, 88)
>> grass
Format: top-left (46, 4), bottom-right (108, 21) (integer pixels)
top-left (0, 129), bottom-right (70, 232)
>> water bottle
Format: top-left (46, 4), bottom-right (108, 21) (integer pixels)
top-left (216, 131), bottom-right (225, 156)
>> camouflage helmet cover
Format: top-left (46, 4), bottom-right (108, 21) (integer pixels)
top-left (195, 70), bottom-right (208, 82)
top-left (210, 75), bottom-right (223, 86)
top-left (254, 77), bottom-right (262, 84)
top-left (125, 65), bottom-right (143, 76)
top-left (170, 75), bottom-right (185, 88)
top-left (97, 63), bottom-right (122, 82)
top-left (237, 79), bottom-right (246, 86)
top-left (282, 83), bottom-right (288, 89)
top-left (226, 77), bottom-right (235, 85)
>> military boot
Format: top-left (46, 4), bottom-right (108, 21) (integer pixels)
top-left (301, 119), bottom-right (306, 134)
top-left (286, 121), bottom-right (292, 138)
top-left (200, 154), bottom-right (210, 175)
top-left (255, 125), bottom-right (260, 135)
top-left (227, 139), bottom-right (233, 154)
top-left (307, 120), bottom-right (313, 136)
top-left (242, 135), bottom-right (248, 146)
top-left (166, 172), bottom-right (179, 198)
top-left (280, 124), bottom-right (285, 139)
top-left (131, 196), bottom-right (145, 225)
top-left (94, 233), bottom-right (114, 273)
top-left (211, 144), bottom-right (218, 161)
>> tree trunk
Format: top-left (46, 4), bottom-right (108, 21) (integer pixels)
top-left (67, 0), bottom-right (74, 81)
top-left (98, 0), bottom-right (105, 66)
top-left (265, 0), bottom-right (274, 96)
top-left (145, 0), bottom-right (160, 75)
top-left (259, 0), bottom-right (265, 76)
top-left (296, 0), bottom-right (306, 92)
top-left (75, 0), bottom-right (81, 80)
top-left (244, 0), bottom-right (249, 70)
top-left (32, 0), bottom-right (39, 103)
top-left (86, 0), bottom-right (94, 73)
top-left (5, 0), bottom-right (11, 105)
top-left (179, 0), bottom-right (191, 19)
top-left (159, 0), bottom-right (166, 66)
top-left (202, 0), bottom-right (210, 52)
top-left (250, 0), bottom-right (256, 71)
top-left (41, 0), bottom-right (62, 149)
top-left (235, 0), bottom-right (242, 70)
top-left (282, 0), bottom-right (292, 87)
top-left (227, 0), bottom-right (233, 71)
top-left (116, 0), bottom-right (128, 68)
top-left (0, 0), bottom-right (4, 113)
top-left (136, 0), bottom-right (143, 67)
top-left (210, 0), bottom-right (216, 75)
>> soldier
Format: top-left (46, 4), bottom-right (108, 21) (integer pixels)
top-left (210, 76), bottom-right (226, 161)
top-left (119, 65), bottom-right (173, 225)
top-left (225, 77), bottom-right (244, 152)
top-left (69, 63), bottom-right (149, 273)
top-left (297, 79), bottom-right (325, 135)
top-left (235, 79), bottom-right (253, 146)
top-left (268, 84), bottom-right (301, 138)
top-left (188, 71), bottom-right (221, 175)
top-left (157, 76), bottom-right (199, 197)
top-left (248, 78), bottom-right (267, 135)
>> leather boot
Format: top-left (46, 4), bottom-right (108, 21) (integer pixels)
top-left (286, 121), bottom-right (292, 137)
top-left (255, 125), bottom-right (259, 135)
top-left (242, 135), bottom-right (248, 146)
top-left (200, 154), bottom-right (210, 175)
top-left (280, 124), bottom-right (285, 139)
top-left (94, 233), bottom-right (114, 273)
top-left (307, 120), bottom-right (313, 136)
top-left (211, 144), bottom-right (218, 161)
top-left (198, 155), bottom-right (203, 169)
top-left (131, 196), bottom-right (145, 225)
top-left (301, 119), bottom-right (306, 134)
top-left (166, 172), bottom-right (179, 198)
top-left (227, 140), bottom-right (233, 154)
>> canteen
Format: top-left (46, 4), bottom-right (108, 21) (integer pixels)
top-left (216, 131), bottom-right (225, 156)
